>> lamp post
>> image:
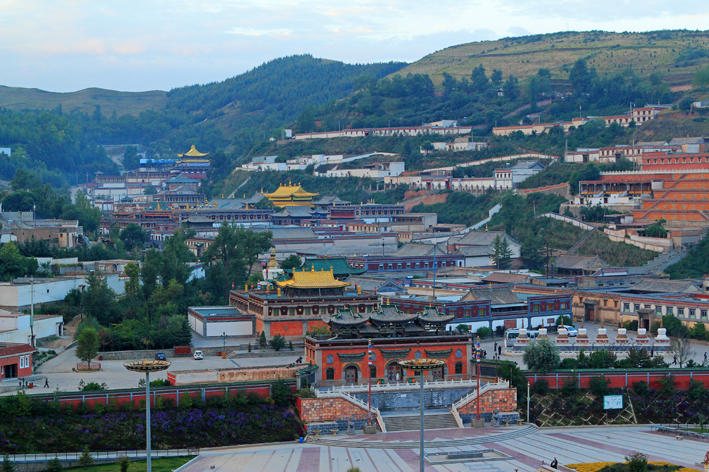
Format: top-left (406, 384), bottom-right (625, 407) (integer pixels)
top-left (475, 340), bottom-right (481, 422)
top-left (527, 381), bottom-right (530, 423)
top-left (222, 331), bottom-right (226, 358)
top-left (399, 358), bottom-right (445, 472)
top-left (124, 360), bottom-right (170, 472)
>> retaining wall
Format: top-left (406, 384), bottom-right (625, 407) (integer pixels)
top-left (525, 368), bottom-right (709, 390)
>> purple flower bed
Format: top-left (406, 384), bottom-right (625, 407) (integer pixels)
top-left (0, 401), bottom-right (303, 453)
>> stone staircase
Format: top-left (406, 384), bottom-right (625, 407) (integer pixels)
top-left (383, 412), bottom-right (459, 432)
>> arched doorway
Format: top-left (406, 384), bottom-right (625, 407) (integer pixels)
top-left (344, 365), bottom-right (359, 384)
top-left (386, 360), bottom-right (403, 382)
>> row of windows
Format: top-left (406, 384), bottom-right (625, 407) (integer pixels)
top-left (19, 355), bottom-right (30, 369)
top-left (531, 301), bottom-right (570, 312)
top-left (324, 361), bottom-right (464, 380)
top-left (372, 260), bottom-right (460, 270)
top-left (623, 302), bottom-right (709, 319)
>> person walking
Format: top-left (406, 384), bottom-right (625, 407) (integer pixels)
top-left (673, 355), bottom-right (678, 365)
top-left (704, 352), bottom-right (708, 365)
top-left (43, 377), bottom-right (49, 388)
top-left (498, 345), bottom-right (502, 357)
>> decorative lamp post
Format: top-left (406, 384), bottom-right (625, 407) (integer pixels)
top-left (475, 340), bottom-right (481, 422)
top-left (399, 358), bottom-right (445, 472)
top-left (124, 360), bottom-right (170, 472)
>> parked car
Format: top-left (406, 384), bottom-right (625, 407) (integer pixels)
top-left (193, 350), bottom-right (204, 360)
top-left (565, 326), bottom-right (578, 337)
top-left (155, 352), bottom-right (167, 361)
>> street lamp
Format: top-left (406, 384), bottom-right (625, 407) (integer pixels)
top-left (124, 360), bottom-right (170, 472)
top-left (222, 331), bottom-right (226, 358)
top-left (399, 358), bottom-right (445, 472)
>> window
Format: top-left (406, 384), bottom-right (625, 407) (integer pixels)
top-left (666, 307), bottom-right (674, 316)
top-left (325, 367), bottom-right (335, 380)
top-left (624, 303), bottom-right (630, 312)
top-left (702, 310), bottom-right (708, 319)
top-left (455, 362), bottom-right (463, 374)
top-left (326, 354), bottom-right (334, 364)
top-left (635, 304), bottom-right (640, 311)
top-left (456, 349), bottom-right (463, 359)
top-left (369, 365), bottom-right (377, 378)
top-left (690, 308), bottom-right (697, 317)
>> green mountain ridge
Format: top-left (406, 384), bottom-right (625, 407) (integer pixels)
top-left (393, 30), bottom-right (709, 86)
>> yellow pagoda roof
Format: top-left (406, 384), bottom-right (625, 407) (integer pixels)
top-left (263, 184), bottom-right (318, 199)
top-left (276, 267), bottom-right (350, 289)
top-left (178, 145), bottom-right (209, 158)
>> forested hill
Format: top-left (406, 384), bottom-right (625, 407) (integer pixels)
top-left (394, 30), bottom-right (709, 86)
top-left (0, 55), bottom-right (406, 186)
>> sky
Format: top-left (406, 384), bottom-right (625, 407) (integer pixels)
top-left (1, 0), bottom-right (709, 92)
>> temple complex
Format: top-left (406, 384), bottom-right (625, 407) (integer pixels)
top-left (175, 145), bottom-right (210, 180)
top-left (305, 305), bottom-right (472, 385)
top-left (263, 183), bottom-right (318, 207)
top-left (229, 267), bottom-right (377, 338)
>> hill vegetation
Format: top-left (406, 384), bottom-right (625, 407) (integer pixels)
top-left (395, 30), bottom-right (709, 86)
top-left (666, 232), bottom-right (709, 279)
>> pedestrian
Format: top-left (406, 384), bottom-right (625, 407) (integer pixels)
top-left (650, 347), bottom-right (654, 358)
top-left (704, 352), bottom-right (707, 365)
top-left (494, 341), bottom-right (498, 353)
top-left (396, 372), bottom-right (400, 383)
top-left (551, 457), bottom-right (558, 469)
top-left (44, 378), bottom-right (49, 388)
top-left (673, 355), bottom-right (677, 365)
top-left (498, 345), bottom-right (502, 357)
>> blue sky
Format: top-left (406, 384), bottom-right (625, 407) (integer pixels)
top-left (1, 0), bottom-right (708, 92)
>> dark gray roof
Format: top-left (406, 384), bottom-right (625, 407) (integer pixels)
top-left (462, 286), bottom-right (522, 305)
top-left (370, 305), bottom-right (418, 323)
top-left (323, 308), bottom-right (370, 326)
top-left (630, 278), bottom-right (699, 294)
top-left (555, 254), bottom-right (607, 271)
top-left (394, 242), bottom-right (447, 257)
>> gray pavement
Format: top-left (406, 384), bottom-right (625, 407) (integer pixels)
top-left (178, 425), bottom-right (707, 471)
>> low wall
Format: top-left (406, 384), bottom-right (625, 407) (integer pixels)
top-left (297, 395), bottom-right (373, 433)
top-left (98, 344), bottom-right (304, 360)
top-left (525, 368), bottom-right (709, 390)
top-left (457, 388), bottom-right (517, 415)
top-left (168, 365), bottom-right (302, 386)
top-left (604, 228), bottom-right (669, 253)
top-left (538, 213), bottom-right (594, 231)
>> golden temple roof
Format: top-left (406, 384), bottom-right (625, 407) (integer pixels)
top-left (263, 184), bottom-right (318, 199)
top-left (178, 145), bottom-right (209, 158)
top-left (276, 267), bottom-right (350, 289)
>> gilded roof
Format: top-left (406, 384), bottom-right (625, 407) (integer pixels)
top-left (275, 267), bottom-right (350, 289)
top-left (264, 184), bottom-right (319, 199)
top-left (178, 145), bottom-right (209, 157)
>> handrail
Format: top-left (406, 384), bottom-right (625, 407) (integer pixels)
top-left (450, 380), bottom-right (509, 417)
top-left (450, 405), bottom-right (464, 428)
top-left (314, 390), bottom-right (386, 433)
top-left (315, 377), bottom-right (475, 394)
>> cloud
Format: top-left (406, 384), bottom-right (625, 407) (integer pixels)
top-left (225, 27), bottom-right (293, 38)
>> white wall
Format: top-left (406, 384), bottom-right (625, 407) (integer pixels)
top-left (188, 313), bottom-right (205, 336)
top-left (0, 315), bottom-right (63, 344)
top-left (205, 320), bottom-right (252, 337)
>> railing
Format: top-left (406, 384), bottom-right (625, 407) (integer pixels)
top-left (450, 404), bottom-right (464, 428)
top-left (314, 389), bottom-right (387, 433)
top-left (316, 377), bottom-right (476, 394)
top-left (7, 448), bottom-right (199, 463)
top-left (450, 380), bottom-right (510, 418)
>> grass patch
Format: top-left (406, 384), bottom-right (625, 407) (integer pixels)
top-left (578, 232), bottom-right (657, 267)
top-left (64, 456), bottom-right (194, 472)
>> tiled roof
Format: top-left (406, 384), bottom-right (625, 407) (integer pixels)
top-left (0, 343), bottom-right (35, 357)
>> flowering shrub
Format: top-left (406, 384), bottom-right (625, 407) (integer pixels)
top-left (567, 461), bottom-right (690, 472)
top-left (0, 394), bottom-right (303, 453)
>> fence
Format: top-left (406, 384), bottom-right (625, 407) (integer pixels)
top-left (7, 448), bottom-right (199, 464)
top-left (25, 380), bottom-right (296, 409)
top-left (525, 368), bottom-right (709, 390)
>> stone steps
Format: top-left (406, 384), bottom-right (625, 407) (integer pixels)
top-left (383, 412), bottom-right (459, 432)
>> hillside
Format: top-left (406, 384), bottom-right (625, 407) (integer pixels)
top-left (394, 30), bottom-right (709, 86)
top-left (0, 86), bottom-right (166, 116)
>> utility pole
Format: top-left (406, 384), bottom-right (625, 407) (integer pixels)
top-left (527, 382), bottom-right (530, 423)
top-left (432, 243), bottom-right (437, 300)
top-left (30, 276), bottom-right (35, 347)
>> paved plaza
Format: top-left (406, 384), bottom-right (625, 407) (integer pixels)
top-left (180, 425), bottom-right (707, 471)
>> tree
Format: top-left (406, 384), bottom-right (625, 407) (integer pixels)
top-left (490, 69), bottom-right (503, 88)
top-left (471, 65), bottom-right (489, 92)
top-left (259, 331), bottom-right (267, 348)
top-left (269, 334), bottom-right (286, 351)
top-left (626, 453), bottom-right (647, 472)
top-left (0, 242), bottom-right (37, 280)
top-left (491, 235), bottom-right (512, 269)
top-left (280, 255), bottom-right (301, 271)
top-left (523, 338), bottom-right (560, 372)
top-left (76, 327), bottom-right (99, 369)
top-left (569, 59), bottom-right (596, 95)
top-left (83, 271), bottom-right (119, 325)
top-left (78, 448), bottom-right (94, 466)
top-left (671, 337), bottom-right (692, 368)
top-left (123, 146), bottom-right (140, 170)
top-left (124, 262), bottom-right (141, 302)
top-left (119, 223), bottom-right (148, 251)
top-left (503, 75), bottom-right (519, 99)
top-left (46, 457), bottom-right (62, 472)
top-left (2, 455), bottom-right (15, 472)
top-left (694, 65), bottom-right (709, 88)
top-left (644, 219), bottom-right (667, 238)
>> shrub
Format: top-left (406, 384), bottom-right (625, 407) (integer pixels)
top-left (81, 382), bottom-right (106, 392)
top-left (78, 447), bottom-right (93, 466)
top-left (46, 458), bottom-right (62, 472)
top-left (2, 456), bottom-right (15, 472)
top-left (632, 381), bottom-right (650, 398)
top-left (269, 335), bottom-right (286, 351)
top-left (588, 350), bottom-right (616, 369)
top-left (523, 338), bottom-right (560, 372)
top-left (476, 327), bottom-right (492, 339)
top-left (626, 452), bottom-right (647, 472)
top-left (532, 379), bottom-right (549, 395)
top-left (561, 379), bottom-right (578, 397)
top-left (259, 331), bottom-right (267, 348)
top-left (623, 320), bottom-right (638, 331)
top-left (559, 358), bottom-right (578, 369)
top-left (119, 457), bottom-right (129, 472)
top-left (271, 380), bottom-right (292, 407)
top-left (555, 315), bottom-right (573, 326)
top-left (589, 376), bottom-right (610, 397)
top-left (179, 393), bottom-right (193, 409)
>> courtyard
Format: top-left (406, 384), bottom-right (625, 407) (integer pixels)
top-left (178, 425), bottom-right (706, 472)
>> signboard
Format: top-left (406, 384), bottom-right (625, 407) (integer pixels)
top-left (603, 395), bottom-right (623, 410)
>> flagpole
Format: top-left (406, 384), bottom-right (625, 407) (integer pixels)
top-left (368, 339), bottom-right (373, 423)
